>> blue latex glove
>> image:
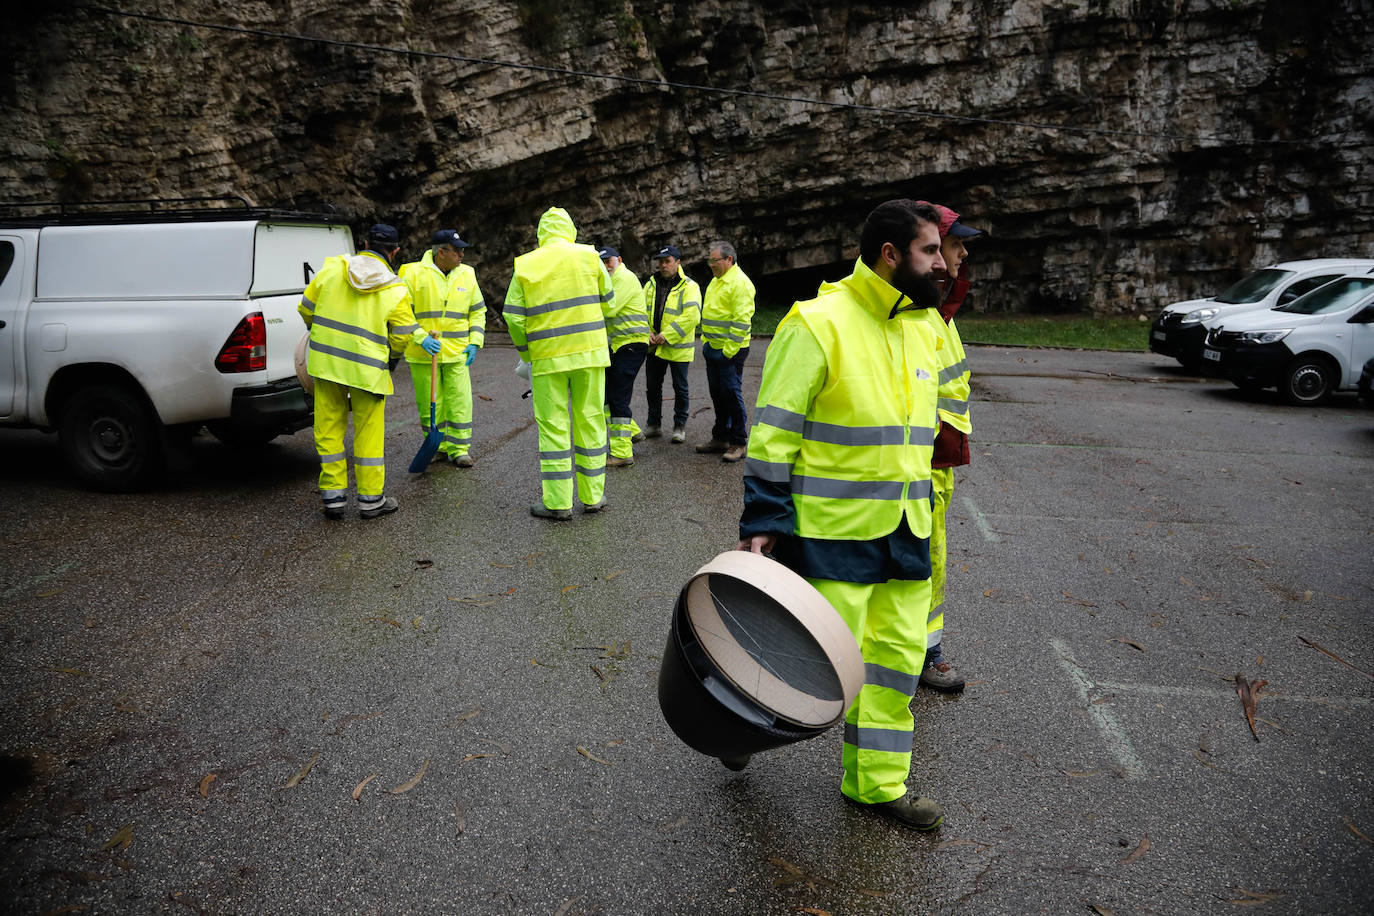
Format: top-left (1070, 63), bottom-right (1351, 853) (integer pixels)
top-left (463, 344), bottom-right (478, 366)
top-left (420, 335), bottom-right (442, 355)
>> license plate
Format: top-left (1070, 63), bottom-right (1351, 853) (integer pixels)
top-left (1203, 348), bottom-right (1221, 362)
top-left (1151, 331), bottom-right (1167, 341)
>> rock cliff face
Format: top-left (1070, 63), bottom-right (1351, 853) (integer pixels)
top-left (3, 0), bottom-right (1372, 313)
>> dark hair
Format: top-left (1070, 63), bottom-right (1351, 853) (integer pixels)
top-left (859, 199), bottom-right (940, 266)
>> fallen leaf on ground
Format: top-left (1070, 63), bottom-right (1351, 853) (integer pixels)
top-left (198, 774), bottom-right (217, 798)
top-left (984, 589), bottom-right (994, 597)
top-left (1089, 906), bottom-right (1116, 916)
top-left (490, 563), bottom-right (514, 568)
top-left (603, 570), bottom-right (625, 580)
top-left (37, 589), bottom-right (62, 598)
top-left (477, 394), bottom-right (492, 401)
top-left (591, 665), bottom-right (606, 681)
top-left (479, 738), bottom-right (511, 755)
top-left (352, 773), bottom-right (377, 800)
top-left (1226, 888), bottom-right (1284, 906)
top-left (1234, 674), bottom-right (1267, 741)
top-left (577, 746), bottom-right (610, 765)
top-left (365, 616), bottom-right (403, 628)
top-left (413, 559), bottom-right (434, 569)
top-left (389, 759), bottom-right (430, 794)
top-left (1298, 636), bottom-right (1374, 679)
top-left (283, 752), bottom-right (320, 788)
top-left (1346, 819), bottom-right (1374, 845)
top-left (1109, 637), bottom-right (1146, 652)
top-left (454, 803), bottom-right (466, 834)
top-left (560, 584), bottom-right (580, 594)
top-left (100, 825), bottom-right (133, 852)
top-left (1062, 591), bottom-right (1097, 608)
top-left (448, 708), bottom-right (481, 725)
top-left (460, 753), bottom-right (489, 763)
top-left (329, 709), bottom-right (383, 735)
top-left (1119, 835), bottom-right (1150, 864)
top-left (793, 908), bottom-right (833, 915)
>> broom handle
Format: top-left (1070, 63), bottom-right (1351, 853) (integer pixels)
top-left (430, 353), bottom-right (438, 407)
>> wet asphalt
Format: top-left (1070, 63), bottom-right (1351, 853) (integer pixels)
top-left (0, 338), bottom-right (1371, 915)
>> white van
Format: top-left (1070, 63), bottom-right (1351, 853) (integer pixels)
top-left (1200, 269), bottom-right (1374, 405)
top-left (0, 203), bottom-right (353, 488)
top-left (1149, 259), bottom-right (1374, 371)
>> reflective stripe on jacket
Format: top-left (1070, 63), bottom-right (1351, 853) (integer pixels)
top-left (398, 253), bottom-right (486, 363)
top-left (298, 252), bottom-right (421, 396)
top-left (744, 257), bottom-right (944, 541)
top-left (644, 269), bottom-right (702, 363)
top-left (701, 263), bottom-right (755, 359)
top-left (606, 264), bottom-right (649, 352)
top-left (932, 313), bottom-right (971, 434)
top-left (504, 207), bottom-right (612, 375)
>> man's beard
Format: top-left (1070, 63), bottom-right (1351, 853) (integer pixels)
top-left (891, 258), bottom-right (941, 309)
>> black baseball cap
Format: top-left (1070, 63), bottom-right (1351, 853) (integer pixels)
top-left (366, 223), bottom-right (400, 246)
top-left (655, 245), bottom-right (681, 259)
top-left (432, 229), bottom-right (471, 248)
top-left (948, 221), bottom-right (983, 239)
top-left (598, 246), bottom-right (620, 259)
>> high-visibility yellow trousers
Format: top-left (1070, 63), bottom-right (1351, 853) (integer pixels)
top-left (809, 576), bottom-right (931, 804)
top-left (408, 359), bottom-right (473, 457)
top-left (605, 409), bottom-right (642, 459)
top-left (532, 367), bottom-right (607, 510)
top-left (928, 466), bottom-right (955, 653)
top-left (313, 378), bottom-right (387, 503)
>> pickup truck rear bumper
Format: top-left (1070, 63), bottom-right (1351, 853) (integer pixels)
top-left (229, 379), bottom-right (311, 434)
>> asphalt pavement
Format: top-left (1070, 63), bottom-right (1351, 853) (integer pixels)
top-left (1, 339), bottom-right (1371, 915)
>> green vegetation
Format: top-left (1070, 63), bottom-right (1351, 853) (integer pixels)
top-left (750, 308), bottom-right (1150, 351)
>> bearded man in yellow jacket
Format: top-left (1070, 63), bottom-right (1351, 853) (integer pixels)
top-left (737, 200), bottom-right (950, 831)
top-left (504, 208), bottom-right (614, 519)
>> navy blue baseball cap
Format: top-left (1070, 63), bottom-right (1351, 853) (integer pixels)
top-left (366, 223), bottom-right (400, 246)
top-left (948, 221), bottom-right (983, 239)
top-left (597, 246), bottom-right (620, 259)
top-left (432, 229), bottom-right (470, 248)
top-left (655, 245), bottom-right (681, 259)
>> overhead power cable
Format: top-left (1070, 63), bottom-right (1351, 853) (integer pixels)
top-left (91, 6), bottom-right (1308, 147)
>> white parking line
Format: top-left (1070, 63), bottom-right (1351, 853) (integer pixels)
top-left (1051, 639), bottom-right (1148, 779)
top-left (962, 495), bottom-right (1000, 543)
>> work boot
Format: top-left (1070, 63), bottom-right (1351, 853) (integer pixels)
top-left (721, 445), bottom-right (747, 463)
top-left (671, 426), bottom-right (686, 443)
top-left (850, 792), bottom-right (944, 831)
top-left (719, 754), bottom-right (751, 771)
top-left (530, 503), bottom-right (572, 521)
top-left (630, 431), bottom-right (646, 444)
top-left (358, 496), bottom-right (399, 520)
top-left (919, 661), bottom-right (966, 693)
top-left (322, 504), bottom-right (345, 521)
top-left (454, 454), bottom-right (474, 468)
top-left (695, 438), bottom-right (729, 453)
top-left (583, 498), bottom-right (609, 513)
top-left (606, 456), bottom-right (634, 468)
top-left (644, 425), bottom-right (662, 439)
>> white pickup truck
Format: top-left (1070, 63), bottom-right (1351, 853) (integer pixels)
top-left (0, 203), bottom-right (353, 489)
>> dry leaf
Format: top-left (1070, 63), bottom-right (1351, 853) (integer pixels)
top-left (413, 559), bottom-right (434, 569)
top-left (1234, 674), bottom-right (1267, 741)
top-left (454, 802), bottom-right (466, 834)
top-left (198, 774), bottom-right (217, 798)
top-left (479, 738), bottom-right (511, 755)
top-left (983, 589), bottom-right (993, 597)
top-left (793, 908), bottom-right (833, 915)
top-left (365, 616), bottom-right (403, 628)
top-left (352, 773), bottom-right (377, 801)
top-left (1119, 835), bottom-right (1150, 864)
top-left (389, 759), bottom-right (430, 794)
top-left (591, 665), bottom-right (606, 681)
top-left (1298, 636), bottom-right (1374, 679)
top-left (411, 616), bottom-right (422, 629)
top-left (1346, 819), bottom-right (1374, 845)
top-left (477, 394), bottom-right (492, 401)
top-left (37, 589), bottom-right (62, 598)
top-left (1109, 637), bottom-right (1146, 652)
top-left (603, 570), bottom-right (625, 580)
top-left (577, 746), bottom-right (610, 765)
top-left (1090, 906), bottom-right (1116, 916)
top-left (491, 562), bottom-right (514, 568)
top-left (560, 584), bottom-right (580, 594)
top-left (100, 824), bottom-right (133, 852)
top-left (283, 752), bottom-right (320, 788)
top-left (449, 708), bottom-right (481, 725)
top-left (1227, 888), bottom-right (1284, 906)
top-left (460, 753), bottom-right (489, 763)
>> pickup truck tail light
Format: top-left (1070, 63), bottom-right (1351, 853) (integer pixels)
top-left (215, 313), bottom-right (268, 373)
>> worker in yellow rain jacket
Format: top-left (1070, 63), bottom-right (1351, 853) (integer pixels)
top-left (399, 229), bottom-right (486, 468)
top-left (914, 202), bottom-right (981, 694)
top-left (598, 246), bottom-right (650, 467)
top-left (738, 200), bottom-right (949, 831)
top-left (298, 224), bottom-right (439, 520)
top-left (642, 245), bottom-right (701, 443)
top-left (505, 207), bottom-right (614, 519)
top-left (696, 239), bottom-right (756, 463)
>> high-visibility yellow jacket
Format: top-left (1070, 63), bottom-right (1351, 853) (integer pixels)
top-left (701, 263), bottom-right (755, 358)
top-left (398, 252), bottom-right (486, 363)
top-left (645, 268), bottom-right (702, 363)
top-left (605, 264), bottom-right (649, 352)
top-left (745, 257), bottom-right (946, 541)
top-left (504, 207), bottom-right (612, 376)
top-left (930, 312), bottom-right (971, 434)
top-left (298, 251), bottom-right (423, 395)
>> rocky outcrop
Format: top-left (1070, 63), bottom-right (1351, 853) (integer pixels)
top-left (3, 0), bottom-right (1371, 313)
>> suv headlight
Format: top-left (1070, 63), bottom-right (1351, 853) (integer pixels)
top-left (1237, 329), bottom-right (1292, 344)
top-left (1180, 307), bottom-right (1218, 325)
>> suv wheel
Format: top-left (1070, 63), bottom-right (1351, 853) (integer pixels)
top-left (59, 385), bottom-right (162, 490)
top-left (1280, 356), bottom-right (1335, 406)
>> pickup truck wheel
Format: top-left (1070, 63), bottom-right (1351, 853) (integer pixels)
top-left (1280, 356), bottom-right (1335, 406)
top-left (59, 385), bottom-right (162, 490)
top-left (207, 420), bottom-right (279, 448)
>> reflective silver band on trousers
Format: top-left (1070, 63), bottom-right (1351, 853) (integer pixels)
top-left (843, 722), bottom-right (913, 754)
top-left (865, 662), bottom-right (920, 695)
top-left (353, 456), bottom-right (385, 467)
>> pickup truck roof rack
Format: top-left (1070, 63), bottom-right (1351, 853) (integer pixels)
top-left (0, 195), bottom-right (350, 228)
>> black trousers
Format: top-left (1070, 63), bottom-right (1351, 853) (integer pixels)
top-left (645, 353), bottom-right (690, 428)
